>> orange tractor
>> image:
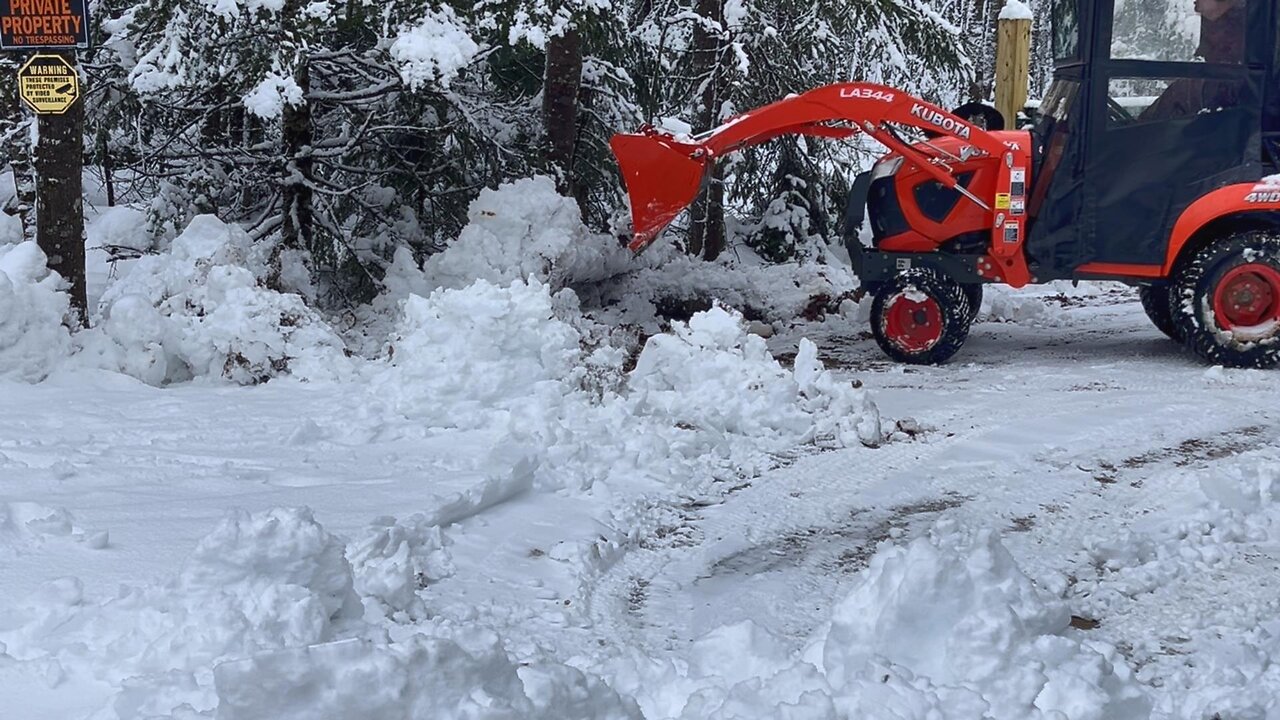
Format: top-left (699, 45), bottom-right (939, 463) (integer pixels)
top-left (611, 0), bottom-right (1280, 367)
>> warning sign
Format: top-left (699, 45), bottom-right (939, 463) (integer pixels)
top-left (17, 53), bottom-right (78, 114)
top-left (0, 0), bottom-right (89, 49)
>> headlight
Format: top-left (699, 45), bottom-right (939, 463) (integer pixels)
top-left (870, 156), bottom-right (904, 181)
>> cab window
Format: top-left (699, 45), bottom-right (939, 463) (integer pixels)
top-left (1111, 0), bottom-right (1244, 64)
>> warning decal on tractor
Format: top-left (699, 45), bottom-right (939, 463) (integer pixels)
top-left (17, 53), bottom-right (79, 114)
top-left (0, 0), bottom-right (89, 49)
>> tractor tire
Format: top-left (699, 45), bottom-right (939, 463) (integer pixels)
top-left (1138, 283), bottom-right (1179, 340)
top-left (871, 268), bottom-right (972, 365)
top-left (961, 284), bottom-right (984, 324)
top-left (1169, 231), bottom-right (1280, 368)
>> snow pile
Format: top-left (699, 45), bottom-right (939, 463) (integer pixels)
top-left (375, 278), bottom-right (584, 429)
top-left (0, 241), bottom-right (72, 382)
top-left (609, 522), bottom-right (1147, 720)
top-left (214, 630), bottom-right (642, 720)
top-left (378, 280), bottom-right (880, 490)
top-left (1, 507), bottom-right (362, 717)
top-left (242, 72), bottom-right (305, 120)
top-left (627, 307), bottom-right (881, 448)
top-left (420, 176), bottom-right (632, 291)
top-left (80, 215), bottom-right (351, 385)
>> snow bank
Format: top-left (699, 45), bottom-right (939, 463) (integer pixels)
top-left (377, 280), bottom-right (880, 490)
top-left (420, 176), bottom-right (632, 291)
top-left (609, 522), bottom-right (1147, 720)
top-left (0, 241), bottom-right (72, 382)
top-left (81, 215), bottom-right (351, 385)
top-left (215, 631), bottom-right (642, 720)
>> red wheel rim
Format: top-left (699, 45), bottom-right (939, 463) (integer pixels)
top-left (1212, 263), bottom-right (1280, 335)
top-left (883, 291), bottom-right (943, 353)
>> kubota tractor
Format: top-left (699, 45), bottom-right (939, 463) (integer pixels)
top-left (611, 0), bottom-right (1280, 367)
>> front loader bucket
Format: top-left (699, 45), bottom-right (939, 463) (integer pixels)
top-left (610, 131), bottom-right (709, 252)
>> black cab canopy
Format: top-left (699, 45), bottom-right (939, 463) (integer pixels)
top-left (1027, 0), bottom-right (1278, 275)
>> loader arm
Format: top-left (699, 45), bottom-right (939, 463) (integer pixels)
top-left (612, 82), bottom-right (1010, 253)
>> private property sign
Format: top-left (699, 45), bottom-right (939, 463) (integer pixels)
top-left (0, 0), bottom-right (89, 49)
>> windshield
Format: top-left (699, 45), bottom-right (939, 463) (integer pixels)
top-left (1052, 0), bottom-right (1081, 60)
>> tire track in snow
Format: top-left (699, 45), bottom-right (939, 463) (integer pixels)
top-left (583, 383), bottom-right (1276, 659)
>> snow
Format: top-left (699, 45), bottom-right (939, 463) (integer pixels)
top-left (390, 8), bottom-right (480, 91)
top-left (79, 215), bottom-right (351, 385)
top-left (215, 631), bottom-right (643, 720)
top-left (417, 176), bottom-right (633, 292)
top-left (998, 0), bottom-right (1034, 21)
top-left (0, 242), bottom-right (71, 382)
top-left (242, 72), bottom-right (305, 120)
top-left (7, 180), bottom-right (1280, 719)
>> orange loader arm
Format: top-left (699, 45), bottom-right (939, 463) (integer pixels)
top-left (611, 82), bottom-right (1010, 253)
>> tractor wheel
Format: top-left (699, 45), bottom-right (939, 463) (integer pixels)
top-left (1170, 232), bottom-right (1280, 368)
top-left (961, 284), bottom-right (984, 324)
top-left (1138, 283), bottom-right (1179, 340)
top-left (871, 269), bottom-right (972, 365)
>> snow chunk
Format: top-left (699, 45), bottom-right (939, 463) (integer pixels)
top-left (0, 241), bottom-right (72, 382)
top-left (391, 8), bottom-right (479, 91)
top-left (82, 215), bottom-right (351, 385)
top-left (348, 514), bottom-right (454, 618)
top-left (214, 631), bottom-right (643, 720)
top-left (420, 176), bottom-right (632, 291)
top-left (999, 0), bottom-right (1034, 20)
top-left (0, 502), bottom-right (78, 552)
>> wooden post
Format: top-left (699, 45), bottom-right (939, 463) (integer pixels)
top-left (995, 5), bottom-right (1032, 130)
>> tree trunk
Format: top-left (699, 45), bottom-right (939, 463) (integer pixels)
top-left (5, 121), bottom-right (37, 245)
top-left (1, 56), bottom-right (37, 244)
top-left (689, 0), bottom-right (727, 261)
top-left (280, 60), bottom-right (314, 261)
top-left (543, 28), bottom-right (584, 212)
top-left (33, 52), bottom-right (88, 324)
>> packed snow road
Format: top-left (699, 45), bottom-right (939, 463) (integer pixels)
top-left (579, 283), bottom-right (1280, 713)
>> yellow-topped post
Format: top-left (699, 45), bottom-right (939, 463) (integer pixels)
top-left (995, 0), bottom-right (1033, 129)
